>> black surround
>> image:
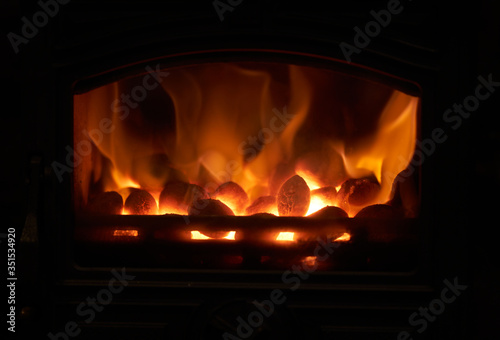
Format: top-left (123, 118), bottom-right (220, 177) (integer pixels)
top-left (3, 0), bottom-right (500, 339)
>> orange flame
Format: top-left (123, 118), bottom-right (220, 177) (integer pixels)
top-left (333, 232), bottom-right (351, 242)
top-left (296, 169), bottom-right (322, 191)
top-left (305, 195), bottom-right (330, 216)
top-left (74, 62), bottom-right (419, 217)
top-left (335, 92), bottom-right (418, 208)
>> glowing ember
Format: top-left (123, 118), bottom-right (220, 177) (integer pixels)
top-left (190, 231), bottom-right (212, 240)
top-left (301, 256), bottom-right (318, 267)
top-left (113, 229), bottom-right (139, 237)
top-left (190, 230), bottom-right (236, 240)
top-left (223, 231), bottom-right (236, 240)
top-left (160, 206), bottom-right (188, 215)
top-left (333, 233), bottom-right (351, 242)
top-left (276, 232), bottom-right (295, 241)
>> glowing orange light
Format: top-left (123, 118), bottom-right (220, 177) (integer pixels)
top-left (295, 169), bottom-right (321, 190)
top-left (75, 63), bottom-right (419, 218)
top-left (336, 92), bottom-right (418, 212)
top-left (191, 231), bottom-right (212, 240)
top-left (276, 232), bottom-right (295, 241)
top-left (223, 231), bottom-right (236, 240)
top-left (301, 256), bottom-right (318, 267)
top-left (191, 230), bottom-right (236, 240)
top-left (113, 229), bottom-right (139, 237)
top-left (159, 206), bottom-right (188, 215)
top-left (333, 233), bottom-right (351, 242)
top-left (305, 195), bottom-right (329, 216)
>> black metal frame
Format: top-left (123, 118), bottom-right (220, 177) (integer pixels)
top-left (54, 46), bottom-right (432, 340)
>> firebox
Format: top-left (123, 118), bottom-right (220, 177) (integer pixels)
top-left (72, 55), bottom-right (421, 273)
top-left (12, 0), bottom-right (495, 339)
top-left (60, 49), bottom-right (429, 339)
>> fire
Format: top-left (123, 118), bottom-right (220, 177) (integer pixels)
top-left (335, 92), bottom-right (418, 212)
top-left (223, 231), bottom-right (236, 240)
top-left (305, 188), bottom-right (337, 216)
top-left (190, 230), bottom-right (236, 240)
top-left (190, 231), bottom-right (212, 240)
top-left (276, 232), bottom-right (295, 241)
top-left (333, 233), bottom-right (351, 242)
top-left (159, 206), bottom-right (187, 215)
top-left (74, 61), bottom-right (419, 218)
top-left (306, 195), bottom-right (329, 216)
top-left (295, 169), bottom-right (321, 190)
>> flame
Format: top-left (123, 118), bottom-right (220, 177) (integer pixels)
top-left (215, 196), bottom-right (242, 215)
top-left (335, 92), bottom-right (418, 207)
top-left (74, 62), bottom-right (419, 217)
top-left (276, 232), bottom-right (295, 241)
top-left (296, 169), bottom-right (321, 190)
top-left (305, 195), bottom-right (330, 216)
top-left (113, 229), bottom-right (139, 237)
top-left (333, 232), bottom-right (351, 242)
top-left (265, 206), bottom-right (279, 216)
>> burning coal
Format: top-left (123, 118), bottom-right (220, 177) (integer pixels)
top-left (75, 62), bottom-right (419, 218)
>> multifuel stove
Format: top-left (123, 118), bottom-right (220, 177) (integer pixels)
top-left (3, 0), bottom-right (500, 339)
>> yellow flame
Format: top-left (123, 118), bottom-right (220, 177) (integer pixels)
top-left (296, 169), bottom-right (321, 190)
top-left (305, 195), bottom-right (329, 216)
top-left (336, 91), bottom-right (418, 205)
top-left (333, 233), bottom-right (351, 242)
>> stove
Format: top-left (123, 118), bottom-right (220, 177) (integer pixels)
top-left (4, 0), bottom-right (499, 339)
